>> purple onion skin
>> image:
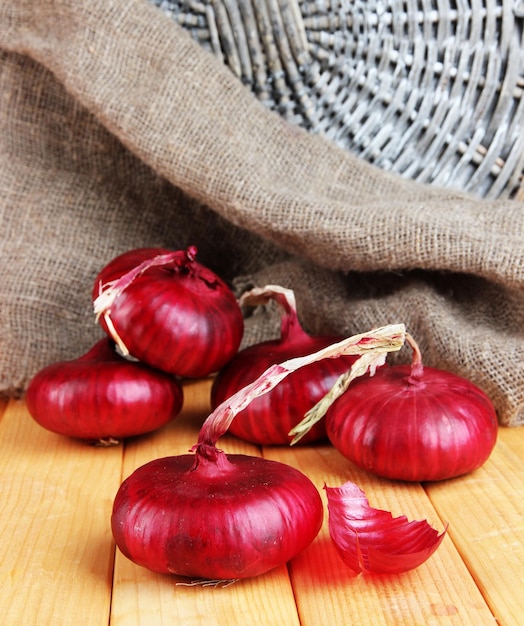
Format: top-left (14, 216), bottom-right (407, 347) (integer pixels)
top-left (111, 451), bottom-right (324, 580)
top-left (211, 336), bottom-right (357, 445)
top-left (93, 248), bottom-right (244, 378)
top-left (26, 338), bottom-right (184, 441)
top-left (325, 364), bottom-right (498, 482)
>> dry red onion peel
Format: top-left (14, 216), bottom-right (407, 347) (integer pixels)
top-left (325, 481), bottom-right (448, 574)
top-left (111, 324), bottom-right (405, 580)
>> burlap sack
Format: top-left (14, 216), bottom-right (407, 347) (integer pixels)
top-left (1, 0), bottom-right (523, 425)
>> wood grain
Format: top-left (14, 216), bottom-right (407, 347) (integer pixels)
top-left (426, 426), bottom-right (524, 625)
top-left (1, 380), bottom-right (522, 625)
top-left (264, 445), bottom-right (496, 625)
top-left (0, 399), bottom-right (121, 625)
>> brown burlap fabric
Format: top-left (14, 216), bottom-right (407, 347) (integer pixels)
top-left (1, 0), bottom-right (523, 425)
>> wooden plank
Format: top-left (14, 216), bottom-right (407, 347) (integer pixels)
top-left (110, 379), bottom-right (301, 626)
top-left (2, 375), bottom-right (522, 626)
top-left (0, 398), bottom-right (7, 422)
top-left (426, 426), bottom-right (524, 626)
top-left (264, 444), bottom-right (496, 625)
top-left (0, 398), bottom-right (122, 626)
top-left (496, 424), bottom-right (524, 457)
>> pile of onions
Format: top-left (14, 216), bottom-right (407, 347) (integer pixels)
top-left (27, 245), bottom-right (242, 442)
top-left (211, 285), bottom-right (358, 445)
top-left (26, 338), bottom-right (183, 442)
top-left (111, 324), bottom-right (407, 580)
top-left (291, 333), bottom-right (498, 481)
top-left (93, 246), bottom-right (244, 378)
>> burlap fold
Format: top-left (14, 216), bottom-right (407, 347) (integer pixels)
top-left (1, 0), bottom-right (523, 425)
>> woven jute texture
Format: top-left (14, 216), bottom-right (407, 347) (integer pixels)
top-left (1, 0), bottom-right (523, 425)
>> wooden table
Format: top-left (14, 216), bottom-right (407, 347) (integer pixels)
top-left (1, 377), bottom-right (523, 625)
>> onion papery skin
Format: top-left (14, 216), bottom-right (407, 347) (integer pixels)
top-left (111, 451), bottom-right (324, 580)
top-left (93, 247), bottom-right (244, 378)
top-left (325, 364), bottom-right (498, 481)
top-left (26, 338), bottom-right (184, 441)
top-left (325, 481), bottom-right (447, 574)
top-left (212, 338), bottom-right (357, 445)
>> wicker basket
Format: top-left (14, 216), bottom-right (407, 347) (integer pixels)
top-left (151, 0), bottom-right (524, 199)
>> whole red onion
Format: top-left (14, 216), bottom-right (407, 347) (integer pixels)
top-left (93, 246), bottom-right (243, 378)
top-left (324, 334), bottom-right (498, 481)
top-left (26, 338), bottom-right (183, 442)
top-left (112, 450), bottom-right (323, 580)
top-left (111, 324), bottom-right (406, 580)
top-left (211, 285), bottom-right (357, 445)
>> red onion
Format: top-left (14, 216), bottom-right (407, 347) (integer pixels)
top-left (111, 324), bottom-right (405, 580)
top-left (25, 338), bottom-right (183, 442)
top-left (293, 333), bottom-right (498, 481)
top-left (211, 285), bottom-right (358, 445)
top-left (112, 453), bottom-right (323, 580)
top-left (93, 246), bottom-right (243, 378)
top-left (325, 481), bottom-right (447, 574)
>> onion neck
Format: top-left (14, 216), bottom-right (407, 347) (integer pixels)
top-left (239, 284), bottom-right (311, 345)
top-left (404, 333), bottom-right (425, 384)
top-left (190, 443), bottom-right (235, 475)
top-left (273, 289), bottom-right (312, 345)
